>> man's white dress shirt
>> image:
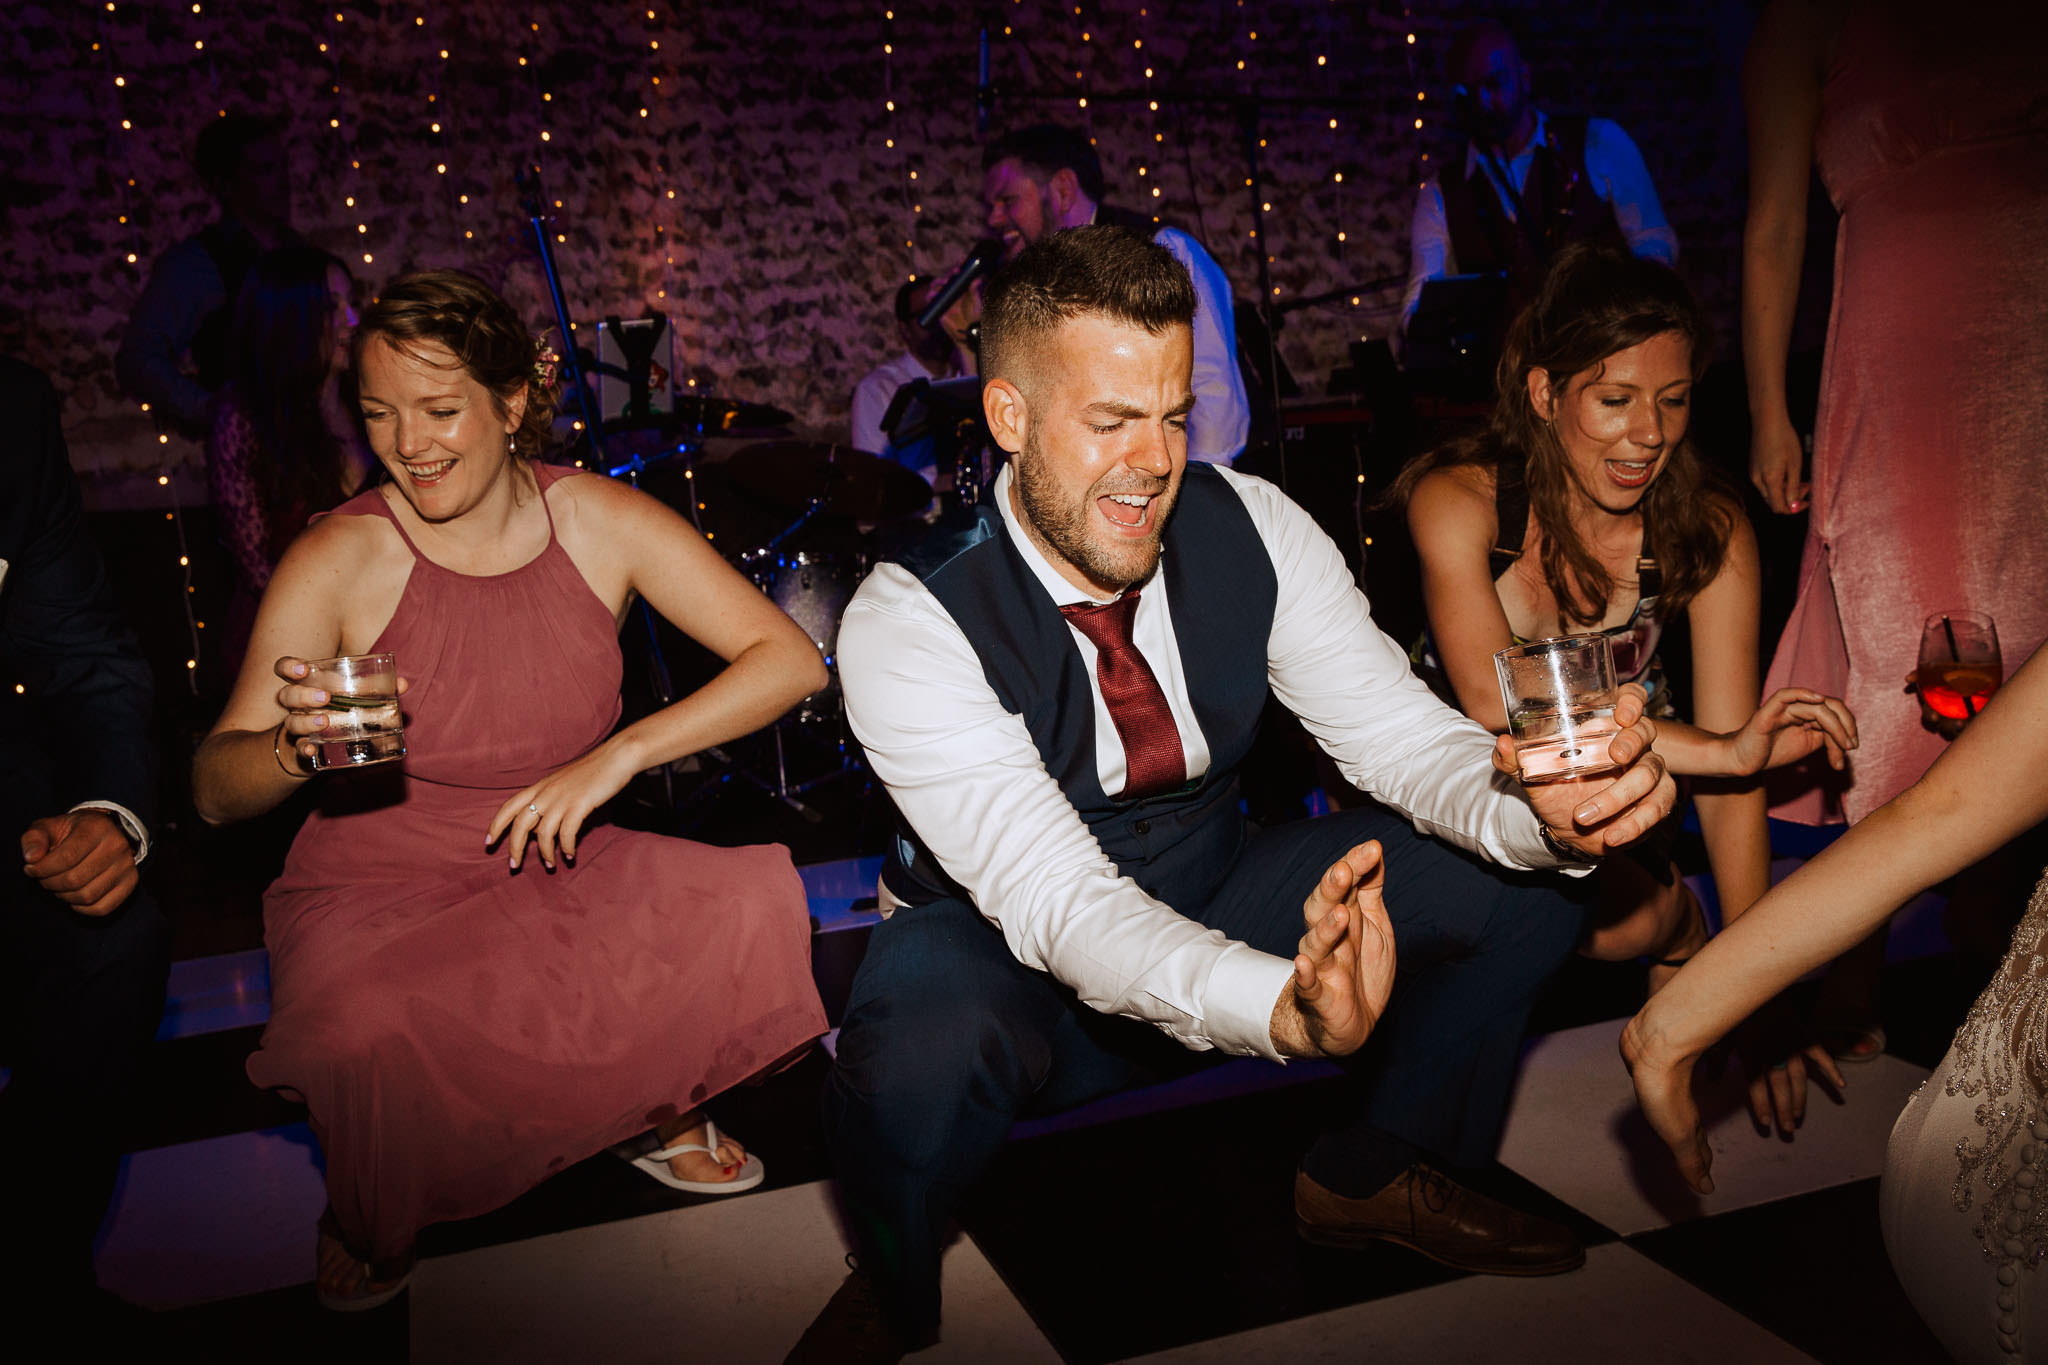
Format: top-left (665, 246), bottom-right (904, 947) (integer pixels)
top-left (1403, 112), bottom-right (1680, 330)
top-left (837, 464), bottom-right (1574, 1065)
top-left (1147, 226), bottom-right (1251, 467)
top-left (851, 349), bottom-right (959, 483)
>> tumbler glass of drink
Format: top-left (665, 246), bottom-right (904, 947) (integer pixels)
top-left (304, 653), bottom-right (406, 770)
top-left (1494, 634), bottom-right (1622, 784)
top-left (1917, 611), bottom-right (2002, 723)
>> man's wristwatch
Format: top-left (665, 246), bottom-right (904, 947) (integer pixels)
top-left (1540, 824), bottom-right (1601, 867)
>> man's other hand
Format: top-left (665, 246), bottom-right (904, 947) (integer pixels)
top-left (22, 810), bottom-right (139, 917)
top-left (1270, 840), bottom-right (1396, 1058)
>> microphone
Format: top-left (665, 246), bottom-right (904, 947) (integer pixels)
top-left (976, 23), bottom-right (992, 134)
top-left (917, 239), bottom-right (1003, 330)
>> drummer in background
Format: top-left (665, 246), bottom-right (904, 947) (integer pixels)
top-left (850, 277), bottom-right (976, 485)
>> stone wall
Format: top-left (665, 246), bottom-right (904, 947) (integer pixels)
top-left (2, 0), bottom-right (1767, 506)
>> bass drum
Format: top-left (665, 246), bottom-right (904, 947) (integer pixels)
top-left (754, 550), bottom-right (863, 720)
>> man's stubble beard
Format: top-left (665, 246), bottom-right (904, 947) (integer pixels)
top-left (1013, 421), bottom-right (1177, 594)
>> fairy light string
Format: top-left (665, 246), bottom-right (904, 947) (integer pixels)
top-left (94, 3), bottom-right (205, 693)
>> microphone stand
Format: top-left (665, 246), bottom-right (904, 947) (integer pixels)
top-left (517, 166), bottom-right (681, 809)
top-left (518, 167), bottom-right (608, 471)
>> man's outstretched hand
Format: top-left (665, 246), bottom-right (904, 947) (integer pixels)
top-left (1270, 840), bottom-right (1396, 1059)
top-left (1496, 683), bottom-right (1678, 860)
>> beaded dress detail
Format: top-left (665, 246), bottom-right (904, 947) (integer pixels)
top-left (1943, 870), bottom-right (2048, 1268)
top-left (1883, 868), bottom-right (2048, 1361)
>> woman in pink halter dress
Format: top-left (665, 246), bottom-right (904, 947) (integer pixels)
top-left (193, 271), bottom-right (829, 1309)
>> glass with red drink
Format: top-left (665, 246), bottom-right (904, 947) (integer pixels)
top-left (1917, 611), bottom-right (2002, 724)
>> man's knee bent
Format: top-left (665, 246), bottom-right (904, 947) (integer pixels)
top-left (830, 993), bottom-right (1051, 1168)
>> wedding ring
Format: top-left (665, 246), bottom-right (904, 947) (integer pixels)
top-left (528, 803), bottom-right (540, 814)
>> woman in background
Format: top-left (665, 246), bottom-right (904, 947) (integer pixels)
top-left (208, 246), bottom-right (376, 673)
top-left (1399, 242), bottom-right (1854, 1137)
top-left (1742, 0), bottom-right (2048, 1057)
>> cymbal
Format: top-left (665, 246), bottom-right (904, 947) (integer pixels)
top-left (665, 394), bottom-right (794, 434)
top-left (728, 441), bottom-right (933, 523)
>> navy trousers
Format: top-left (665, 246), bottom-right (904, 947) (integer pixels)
top-left (821, 803), bottom-right (1586, 1334)
top-left (0, 876), bottom-right (170, 1313)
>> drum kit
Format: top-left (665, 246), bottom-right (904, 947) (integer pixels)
top-left (569, 404), bottom-right (949, 821)
top-left (516, 166), bottom-right (967, 824)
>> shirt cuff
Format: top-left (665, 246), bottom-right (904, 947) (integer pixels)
top-left (1202, 943), bottom-right (1298, 1063)
top-left (69, 801), bottom-right (150, 867)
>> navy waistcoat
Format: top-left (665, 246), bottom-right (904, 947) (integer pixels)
top-left (885, 463), bottom-right (1279, 914)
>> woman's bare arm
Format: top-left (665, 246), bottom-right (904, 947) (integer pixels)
top-left (1624, 646), bottom-right (2048, 1190)
top-left (1741, 0), bottom-right (1829, 514)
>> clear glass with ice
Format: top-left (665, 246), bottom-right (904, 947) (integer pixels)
top-left (304, 653), bottom-right (406, 770)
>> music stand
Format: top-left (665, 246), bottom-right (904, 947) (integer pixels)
top-left (880, 374), bottom-right (992, 506)
top-left (1404, 272), bottom-right (1509, 399)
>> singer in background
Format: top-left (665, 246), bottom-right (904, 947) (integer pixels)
top-left (850, 277), bottom-right (977, 483)
top-left (1401, 21), bottom-right (1677, 344)
top-left (980, 124), bottom-right (1250, 466)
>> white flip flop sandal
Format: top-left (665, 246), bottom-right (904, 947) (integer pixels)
top-left (314, 1232), bottom-right (415, 1313)
top-left (629, 1118), bottom-right (766, 1194)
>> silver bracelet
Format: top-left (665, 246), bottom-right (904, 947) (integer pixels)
top-left (274, 722), bottom-right (311, 779)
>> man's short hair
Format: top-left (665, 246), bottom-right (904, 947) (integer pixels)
top-left (195, 113), bottom-right (284, 189)
top-left (1446, 19), bottom-right (1526, 78)
top-left (893, 279), bottom-right (920, 324)
top-left (979, 225), bottom-right (1195, 394)
top-left (982, 124), bottom-right (1105, 206)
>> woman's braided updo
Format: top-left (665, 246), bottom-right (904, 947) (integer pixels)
top-left (352, 269), bottom-right (558, 460)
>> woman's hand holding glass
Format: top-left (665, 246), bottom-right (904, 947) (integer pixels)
top-left (486, 738), bottom-right (641, 872)
top-left (272, 655), bottom-right (411, 772)
top-left (1721, 686), bottom-right (1859, 777)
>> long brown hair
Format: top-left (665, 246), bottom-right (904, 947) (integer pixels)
top-left (1391, 241), bottom-right (1732, 625)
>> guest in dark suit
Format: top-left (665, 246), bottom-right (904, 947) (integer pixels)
top-left (790, 227), bottom-right (1679, 1362)
top-left (0, 357), bottom-right (170, 1316)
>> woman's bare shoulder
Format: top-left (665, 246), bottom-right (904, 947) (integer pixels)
top-left (1412, 460), bottom-right (1496, 506)
top-left (275, 496), bottom-right (409, 582)
top-left (548, 462), bottom-right (692, 539)
top-left (1407, 462), bottom-right (1498, 547)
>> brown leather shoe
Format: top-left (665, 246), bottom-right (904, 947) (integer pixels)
top-left (1294, 1164), bottom-right (1585, 1275)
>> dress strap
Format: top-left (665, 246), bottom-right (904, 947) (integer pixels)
top-left (1490, 459), bottom-right (1530, 582)
top-left (530, 461), bottom-right (566, 541)
top-left (311, 483), bottom-right (429, 561)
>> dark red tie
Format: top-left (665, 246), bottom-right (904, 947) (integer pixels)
top-left (1059, 590), bottom-right (1187, 800)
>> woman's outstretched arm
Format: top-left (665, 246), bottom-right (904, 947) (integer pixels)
top-left (1624, 645), bottom-right (2048, 1192)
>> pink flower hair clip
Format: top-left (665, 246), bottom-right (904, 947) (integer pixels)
top-left (532, 336), bottom-right (560, 390)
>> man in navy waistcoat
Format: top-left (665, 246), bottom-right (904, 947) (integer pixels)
top-left (795, 227), bottom-right (1676, 1361)
top-left (0, 358), bottom-right (169, 1326)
